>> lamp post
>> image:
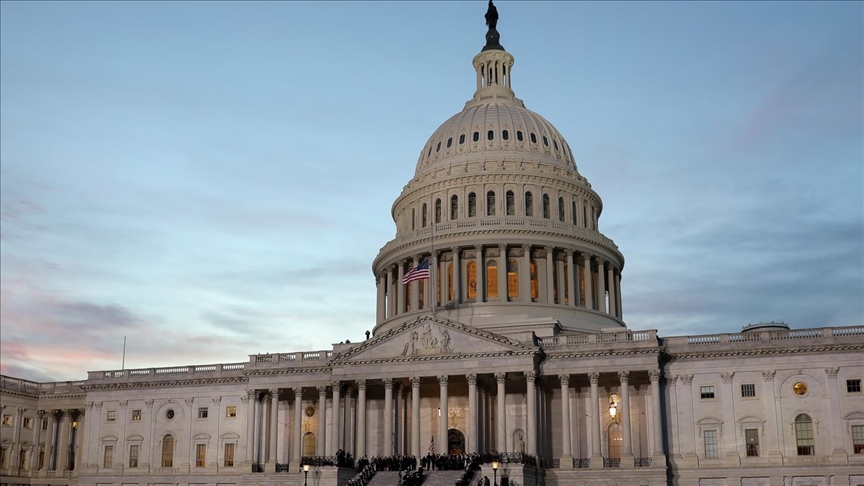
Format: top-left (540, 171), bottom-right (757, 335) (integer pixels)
top-left (303, 463), bottom-right (310, 486)
top-left (491, 461), bottom-right (499, 486)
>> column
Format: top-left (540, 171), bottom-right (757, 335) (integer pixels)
top-left (521, 245), bottom-right (532, 302)
top-left (545, 246), bottom-right (555, 304)
top-left (558, 374), bottom-right (573, 468)
top-left (452, 247), bottom-right (461, 304)
top-left (556, 256), bottom-right (565, 305)
top-left (440, 257), bottom-right (448, 306)
top-left (596, 258), bottom-right (607, 314)
top-left (266, 390), bottom-right (278, 467)
top-left (45, 410), bottom-right (56, 469)
top-left (467, 374), bottom-right (478, 453)
top-left (245, 390), bottom-right (256, 464)
top-left (615, 271), bottom-right (623, 318)
top-left (387, 267), bottom-right (395, 318)
top-left (291, 388), bottom-right (302, 467)
top-left (383, 379), bottom-right (394, 456)
top-left (721, 372), bottom-right (739, 462)
top-left (525, 372), bottom-right (537, 456)
top-left (497, 245), bottom-right (508, 302)
top-left (410, 377), bottom-right (421, 457)
top-left (314, 387), bottom-right (325, 457)
top-left (589, 373), bottom-right (602, 468)
top-left (12, 407), bottom-right (24, 473)
top-left (431, 251), bottom-right (440, 307)
top-left (330, 382), bottom-right (341, 455)
top-left (55, 411), bottom-right (69, 473)
top-left (581, 254), bottom-right (593, 310)
top-left (607, 265), bottom-right (617, 317)
top-left (566, 249), bottom-right (577, 307)
top-left (397, 262), bottom-right (406, 314)
top-left (356, 380), bottom-right (367, 458)
top-left (619, 371), bottom-right (634, 467)
top-left (438, 376), bottom-right (449, 453)
top-left (649, 370), bottom-right (666, 464)
top-left (377, 274), bottom-right (386, 322)
top-left (31, 410), bottom-right (44, 472)
top-left (253, 395), bottom-right (261, 463)
top-left (475, 245), bottom-right (485, 302)
top-left (495, 373), bottom-right (506, 452)
top-left (410, 256), bottom-right (420, 312)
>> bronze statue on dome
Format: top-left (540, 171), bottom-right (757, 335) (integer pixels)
top-left (485, 0), bottom-right (498, 30)
top-left (482, 0), bottom-right (504, 51)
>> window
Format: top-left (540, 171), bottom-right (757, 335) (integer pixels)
top-left (450, 195), bottom-right (458, 220)
top-left (793, 382), bottom-right (808, 396)
top-left (700, 386), bottom-right (715, 399)
top-left (165, 409), bottom-right (175, 420)
top-left (486, 260), bottom-right (498, 299)
top-left (852, 425), bottom-right (864, 453)
top-left (427, 146), bottom-right (432, 157)
top-left (486, 191), bottom-right (495, 216)
top-left (103, 445), bottom-right (114, 468)
top-left (226, 406), bottom-right (237, 418)
top-left (2, 415), bottom-right (11, 426)
top-left (459, 134), bottom-right (465, 144)
top-left (1, 447), bottom-right (8, 469)
top-left (106, 410), bottom-right (116, 422)
top-left (703, 430), bottom-right (718, 458)
top-left (446, 137), bottom-right (452, 148)
top-left (411, 208), bottom-right (416, 230)
top-left (198, 407), bottom-right (209, 419)
top-left (131, 410), bottom-right (141, 421)
top-left (507, 259), bottom-right (519, 299)
top-left (436, 141), bottom-right (441, 152)
top-left (19, 448), bottom-right (27, 469)
top-left (542, 135), bottom-right (549, 146)
top-left (487, 130), bottom-right (494, 141)
top-left (467, 260), bottom-right (477, 300)
top-left (553, 140), bottom-right (559, 151)
top-left (196, 444), bottom-right (206, 467)
top-left (530, 133), bottom-right (537, 144)
top-left (794, 414), bottom-right (814, 456)
top-left (161, 435), bottom-right (175, 467)
top-left (542, 194), bottom-right (550, 219)
top-left (516, 130), bottom-right (524, 142)
top-left (468, 192), bottom-right (477, 217)
top-left (224, 443), bottom-right (235, 467)
top-left (502, 130), bottom-right (509, 140)
top-left (558, 197), bottom-right (565, 222)
top-left (745, 429), bottom-right (759, 457)
top-left (571, 201), bottom-right (577, 224)
top-left (741, 384), bottom-right (756, 398)
top-left (847, 379), bottom-right (862, 393)
top-left (473, 131), bottom-right (479, 142)
top-left (129, 444), bottom-right (139, 468)
top-left (302, 432), bottom-right (316, 457)
top-left (525, 192), bottom-right (533, 216)
top-left (435, 199), bottom-right (442, 224)
top-left (23, 417), bottom-right (33, 429)
top-left (506, 190), bottom-right (514, 215)
top-left (38, 447), bottom-right (45, 469)
top-left (529, 260), bottom-right (538, 300)
top-left (422, 203), bottom-right (428, 227)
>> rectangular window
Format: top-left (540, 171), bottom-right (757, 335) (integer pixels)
top-left (103, 445), bottom-right (114, 468)
top-left (106, 410), bottom-right (116, 422)
top-left (848, 379), bottom-right (862, 393)
top-left (195, 444), bottom-right (206, 467)
top-left (700, 386), bottom-right (715, 399)
top-left (42, 419), bottom-right (48, 431)
top-left (129, 445), bottom-right (139, 468)
top-left (131, 410), bottom-right (141, 421)
top-left (38, 448), bottom-right (45, 469)
top-left (1, 447), bottom-right (8, 468)
top-left (703, 430), bottom-right (718, 458)
top-left (1, 415), bottom-right (11, 426)
top-left (23, 417), bottom-right (33, 429)
top-left (19, 449), bottom-right (27, 469)
top-left (224, 443), bottom-right (235, 467)
top-left (745, 429), bottom-right (759, 457)
top-left (226, 406), bottom-right (237, 418)
top-left (795, 420), bottom-right (815, 455)
top-left (198, 407), bottom-right (208, 419)
top-left (741, 384), bottom-right (756, 398)
top-left (852, 425), bottom-right (864, 454)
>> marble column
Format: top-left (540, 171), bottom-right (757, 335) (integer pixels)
top-left (497, 245), bottom-right (508, 302)
top-left (356, 380), bottom-right (367, 458)
top-left (525, 372), bottom-right (537, 456)
top-left (32, 410), bottom-right (44, 472)
top-left (495, 373), bottom-right (506, 452)
top-left (607, 265), bottom-right (617, 317)
top-left (438, 376), bottom-right (449, 453)
top-left (558, 374), bottom-right (573, 468)
top-left (397, 262), bottom-right (406, 315)
top-left (383, 379), bottom-right (394, 456)
top-left (589, 373), bottom-right (602, 468)
top-left (452, 247), bottom-right (461, 304)
top-left (411, 377), bottom-right (421, 457)
top-left (566, 249), bottom-right (577, 307)
top-left (330, 382), bottom-right (341, 455)
top-left (269, 389), bottom-right (280, 467)
top-left (440, 257), bottom-right (448, 307)
top-left (475, 245), bottom-right (485, 302)
top-left (55, 411), bottom-right (69, 472)
top-left (615, 271), bottom-right (623, 318)
top-left (467, 374), bottom-right (478, 453)
top-left (410, 256), bottom-right (420, 312)
top-left (291, 388), bottom-right (302, 467)
top-left (431, 251), bottom-right (440, 307)
top-left (386, 268), bottom-right (394, 318)
top-left (649, 370), bottom-right (665, 463)
top-left (619, 372), bottom-right (634, 467)
top-left (581, 254), bottom-right (593, 310)
top-left (521, 245), bottom-right (532, 302)
top-left (46, 410), bottom-right (56, 469)
top-left (545, 246), bottom-right (555, 304)
top-left (596, 258), bottom-right (607, 314)
top-left (315, 387), bottom-right (326, 457)
top-left (556, 257), bottom-right (565, 305)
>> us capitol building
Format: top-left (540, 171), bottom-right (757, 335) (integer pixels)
top-left (1, 3), bottom-right (862, 486)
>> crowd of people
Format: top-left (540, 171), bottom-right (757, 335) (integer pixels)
top-left (400, 468), bottom-right (424, 486)
top-left (368, 455), bottom-right (418, 471)
top-left (345, 464), bottom-right (376, 486)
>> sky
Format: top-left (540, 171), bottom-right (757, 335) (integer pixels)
top-left (1, 1), bottom-right (861, 383)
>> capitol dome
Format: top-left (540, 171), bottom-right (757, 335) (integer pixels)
top-left (372, 11), bottom-right (625, 339)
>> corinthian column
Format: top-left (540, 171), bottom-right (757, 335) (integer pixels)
top-left (558, 374), bottom-right (573, 468)
top-left (397, 262), bottom-right (406, 314)
top-left (386, 267), bottom-right (395, 318)
top-left (525, 372), bottom-right (537, 455)
top-left (330, 382), bottom-right (341, 455)
top-left (545, 246), bottom-right (555, 304)
top-left (316, 387), bottom-right (327, 457)
top-left (269, 389), bottom-right (280, 468)
top-left (498, 245), bottom-right (508, 302)
top-left (452, 247), bottom-right (461, 304)
top-left (566, 249), bottom-right (576, 306)
top-left (521, 245), bottom-right (532, 302)
top-left (377, 274), bottom-right (386, 322)
top-left (619, 372), bottom-right (633, 468)
top-left (356, 380), bottom-right (367, 458)
top-left (438, 376), bottom-right (449, 453)
top-left (467, 374), bottom-right (478, 453)
top-left (495, 373), bottom-right (506, 452)
top-left (410, 256), bottom-right (420, 312)
top-left (411, 377), bottom-right (421, 457)
top-left (475, 245), bottom-right (485, 302)
top-left (649, 370), bottom-right (665, 465)
top-left (383, 378), bottom-right (394, 456)
top-left (596, 258), bottom-right (607, 314)
top-left (589, 373), bottom-right (602, 469)
top-left (607, 265), bottom-right (617, 317)
top-left (291, 388), bottom-right (302, 468)
top-left (581, 253), bottom-right (593, 310)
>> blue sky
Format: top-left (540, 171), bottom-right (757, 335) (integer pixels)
top-left (1, 1), bottom-right (861, 382)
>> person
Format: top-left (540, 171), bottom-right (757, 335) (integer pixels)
top-left (483, 476), bottom-right (490, 486)
top-left (365, 330), bottom-right (371, 340)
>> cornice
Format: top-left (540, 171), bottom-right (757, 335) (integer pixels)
top-left (334, 349), bottom-right (537, 368)
top-left (81, 376), bottom-right (248, 391)
top-left (666, 343), bottom-right (864, 361)
top-left (244, 367), bottom-right (332, 377)
top-left (0, 389), bottom-right (38, 400)
top-left (545, 348), bottom-right (661, 360)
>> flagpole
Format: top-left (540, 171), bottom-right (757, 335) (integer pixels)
top-left (430, 220), bottom-right (436, 316)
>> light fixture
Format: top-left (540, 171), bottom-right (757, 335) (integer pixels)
top-left (303, 463), bottom-right (310, 486)
top-left (491, 461), bottom-right (499, 470)
top-left (608, 394), bottom-right (620, 420)
top-left (491, 460), bottom-right (499, 486)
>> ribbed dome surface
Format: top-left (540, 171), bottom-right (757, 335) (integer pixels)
top-left (414, 102), bottom-right (578, 177)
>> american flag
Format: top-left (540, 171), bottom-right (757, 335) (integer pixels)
top-left (402, 260), bottom-right (430, 284)
top-left (428, 436), bottom-right (435, 454)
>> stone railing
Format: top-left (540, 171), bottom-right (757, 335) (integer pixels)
top-left (534, 330), bottom-right (657, 348)
top-left (250, 350), bottom-right (334, 366)
top-left (0, 375), bottom-right (86, 395)
top-left (665, 326), bottom-right (864, 347)
top-left (88, 362), bottom-right (246, 381)
top-left (602, 458), bottom-right (620, 468)
top-left (634, 457), bottom-right (652, 467)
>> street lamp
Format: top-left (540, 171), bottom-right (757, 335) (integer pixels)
top-left (303, 463), bottom-right (310, 486)
top-left (491, 461), bottom-right (499, 486)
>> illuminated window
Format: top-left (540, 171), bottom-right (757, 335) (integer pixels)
top-left (542, 194), bottom-right (550, 219)
top-left (506, 191), bottom-right (514, 215)
top-left (486, 260), bottom-right (498, 299)
top-left (103, 445), bottom-right (114, 468)
top-left (198, 407), bottom-right (208, 419)
top-left (468, 192), bottom-right (476, 217)
top-left (450, 195), bottom-right (458, 220)
top-left (530, 260), bottom-right (538, 300)
top-left (558, 197), bottom-right (565, 222)
top-left (700, 386), bottom-right (715, 399)
top-left (487, 191), bottom-right (495, 216)
top-left (852, 425), bottom-right (864, 453)
top-left (467, 261), bottom-right (477, 300)
top-left (435, 199), bottom-right (442, 224)
top-left (745, 429), bottom-right (759, 457)
top-left (447, 263), bottom-right (454, 301)
top-left (525, 192), bottom-right (533, 216)
top-left (224, 443), bottom-right (235, 467)
top-left (422, 203), bottom-right (428, 227)
top-left (793, 382), bottom-right (808, 396)
top-left (161, 435), bottom-right (174, 467)
top-left (741, 384), bottom-right (756, 398)
top-left (131, 410), bottom-right (141, 421)
top-left (302, 432), bottom-right (316, 457)
top-left (129, 444), bottom-right (139, 468)
top-left (507, 259), bottom-right (519, 299)
top-left (703, 430), bottom-right (718, 458)
top-left (795, 414), bottom-right (814, 455)
top-left (196, 444), bottom-right (206, 467)
top-left (225, 406), bottom-right (237, 418)
top-left (0, 447), bottom-right (7, 469)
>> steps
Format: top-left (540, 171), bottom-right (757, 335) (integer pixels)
top-left (422, 470), bottom-right (467, 486)
top-left (365, 471), bottom-right (401, 486)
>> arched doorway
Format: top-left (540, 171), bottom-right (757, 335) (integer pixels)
top-left (447, 429), bottom-right (465, 454)
top-left (607, 423), bottom-right (622, 459)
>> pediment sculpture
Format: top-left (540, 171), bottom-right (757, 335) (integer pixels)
top-left (402, 323), bottom-right (452, 356)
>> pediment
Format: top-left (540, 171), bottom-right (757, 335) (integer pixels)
top-left (329, 315), bottom-right (538, 365)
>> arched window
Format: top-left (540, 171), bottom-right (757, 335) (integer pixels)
top-left (583, 204), bottom-right (588, 228)
top-left (467, 261), bottom-right (477, 300)
top-left (795, 414), bottom-right (814, 456)
top-left (302, 432), bottom-right (316, 457)
top-left (436, 141), bottom-right (441, 152)
top-left (459, 134), bottom-right (466, 144)
top-left (411, 208), bottom-right (416, 230)
top-left (450, 195), bottom-right (459, 220)
top-left (517, 131), bottom-right (524, 142)
top-left (530, 133), bottom-right (537, 144)
top-left (558, 197), bottom-right (565, 222)
top-left (422, 203), bottom-right (428, 227)
top-left (487, 130), bottom-right (494, 141)
top-left (507, 259), bottom-right (519, 299)
top-left (525, 192), bottom-right (534, 217)
top-left (427, 146), bottom-right (432, 157)
top-left (435, 199), bottom-right (442, 224)
top-left (506, 190), bottom-right (515, 215)
top-left (161, 435), bottom-right (174, 468)
top-left (530, 260), bottom-right (538, 300)
top-left (542, 194), bottom-right (550, 219)
top-left (468, 192), bottom-right (477, 217)
top-left (553, 140), bottom-right (559, 151)
top-left (473, 131), bottom-right (480, 142)
top-left (502, 130), bottom-right (509, 141)
top-left (542, 135), bottom-right (549, 146)
top-left (487, 191), bottom-right (496, 216)
top-left (486, 260), bottom-right (498, 299)
top-left (608, 423), bottom-right (622, 459)
top-left (571, 200), bottom-right (577, 224)
top-left (447, 137), bottom-right (453, 148)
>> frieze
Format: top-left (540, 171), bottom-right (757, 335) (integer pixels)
top-left (83, 376), bottom-right (248, 390)
top-left (666, 343), bottom-right (863, 361)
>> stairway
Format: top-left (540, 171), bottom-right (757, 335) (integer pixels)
top-left (422, 470), bottom-right (468, 486)
top-left (366, 471), bottom-right (402, 486)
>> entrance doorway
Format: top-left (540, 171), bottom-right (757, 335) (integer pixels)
top-left (448, 429), bottom-right (465, 454)
top-left (607, 423), bottom-right (622, 459)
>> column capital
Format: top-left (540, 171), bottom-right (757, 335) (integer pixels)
top-left (825, 367), bottom-right (839, 379)
top-left (331, 380), bottom-right (342, 390)
top-left (525, 371), bottom-right (536, 382)
top-left (184, 397), bottom-right (195, 407)
top-left (437, 375), bottom-right (449, 385)
top-left (678, 374), bottom-right (694, 385)
top-left (565, 248), bottom-right (574, 256)
top-left (648, 369), bottom-right (662, 382)
top-left (119, 400), bottom-right (128, 409)
top-left (356, 379), bottom-right (367, 390)
top-left (15, 407), bottom-right (26, 415)
top-left (595, 257), bottom-right (605, 267)
top-left (269, 388), bottom-right (280, 397)
top-left (522, 243), bottom-right (531, 253)
top-left (544, 245), bottom-right (554, 253)
top-left (762, 370), bottom-right (776, 382)
top-left (293, 387), bottom-right (303, 396)
top-left (494, 372), bottom-right (507, 383)
top-left (144, 400), bottom-right (153, 409)
top-left (466, 373), bottom-right (477, 385)
top-left (383, 378), bottom-right (394, 388)
top-left (451, 246), bottom-right (460, 254)
top-left (38, 409), bottom-right (47, 417)
top-left (317, 386), bottom-right (327, 395)
top-left (557, 373), bottom-right (569, 385)
top-left (588, 372), bottom-right (600, 384)
top-left (247, 389), bottom-right (257, 399)
top-left (618, 370), bottom-right (630, 383)
top-left (720, 372), bottom-right (734, 384)
top-left (498, 243), bottom-right (507, 252)
top-left (474, 244), bottom-right (483, 252)
top-left (413, 255), bottom-right (420, 264)
top-left (664, 373), bottom-right (677, 384)
top-left (212, 396), bottom-right (222, 405)
top-left (581, 252), bottom-right (592, 264)
top-left (410, 376), bottom-right (421, 387)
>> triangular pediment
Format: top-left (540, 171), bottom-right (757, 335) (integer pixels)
top-left (329, 315), bottom-right (538, 365)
